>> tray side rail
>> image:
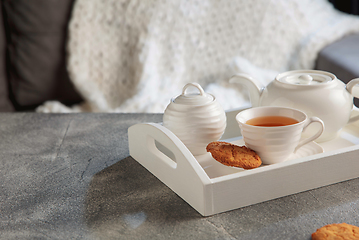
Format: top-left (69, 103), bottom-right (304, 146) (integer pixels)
top-left (208, 148), bottom-right (359, 215)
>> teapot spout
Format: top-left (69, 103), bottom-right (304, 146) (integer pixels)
top-left (229, 73), bottom-right (264, 107)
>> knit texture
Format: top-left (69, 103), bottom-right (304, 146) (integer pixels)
top-left (37, 0), bottom-right (359, 113)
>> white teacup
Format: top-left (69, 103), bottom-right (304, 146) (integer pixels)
top-left (236, 106), bottom-right (324, 165)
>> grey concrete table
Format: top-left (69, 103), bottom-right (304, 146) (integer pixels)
top-left (1, 113), bottom-right (359, 240)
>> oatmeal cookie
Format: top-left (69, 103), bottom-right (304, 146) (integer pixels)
top-left (312, 223), bottom-right (359, 240)
top-left (206, 141), bottom-right (261, 169)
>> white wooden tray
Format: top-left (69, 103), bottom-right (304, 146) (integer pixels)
top-left (128, 107), bottom-right (359, 216)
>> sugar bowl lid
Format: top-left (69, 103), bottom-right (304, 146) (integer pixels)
top-left (173, 83), bottom-right (213, 105)
top-left (276, 70), bottom-right (335, 85)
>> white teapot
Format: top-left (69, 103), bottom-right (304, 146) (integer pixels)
top-left (163, 83), bottom-right (226, 155)
top-left (230, 70), bottom-right (359, 142)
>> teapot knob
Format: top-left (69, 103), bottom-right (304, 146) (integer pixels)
top-left (298, 75), bottom-right (313, 84)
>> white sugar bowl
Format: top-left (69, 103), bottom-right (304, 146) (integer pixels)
top-left (163, 83), bottom-right (227, 156)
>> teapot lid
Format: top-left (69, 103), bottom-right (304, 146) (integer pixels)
top-left (173, 83), bottom-right (213, 105)
top-left (277, 70), bottom-right (334, 85)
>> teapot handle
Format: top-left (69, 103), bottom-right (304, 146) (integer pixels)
top-left (346, 78), bottom-right (359, 97)
top-left (346, 78), bottom-right (359, 124)
top-left (182, 83), bottom-right (205, 96)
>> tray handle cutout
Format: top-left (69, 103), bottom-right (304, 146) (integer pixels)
top-left (149, 138), bottom-right (177, 169)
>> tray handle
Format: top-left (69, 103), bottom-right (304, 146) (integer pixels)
top-left (129, 123), bottom-right (205, 175)
top-left (128, 123), bottom-right (212, 215)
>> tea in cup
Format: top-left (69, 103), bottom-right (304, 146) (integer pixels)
top-left (236, 106), bottom-right (324, 165)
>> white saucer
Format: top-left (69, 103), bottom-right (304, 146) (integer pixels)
top-left (231, 138), bottom-right (324, 162)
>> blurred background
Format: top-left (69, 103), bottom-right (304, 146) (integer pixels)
top-left (1, 0), bottom-right (359, 113)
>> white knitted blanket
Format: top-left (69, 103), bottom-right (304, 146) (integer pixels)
top-left (37, 0), bottom-right (359, 113)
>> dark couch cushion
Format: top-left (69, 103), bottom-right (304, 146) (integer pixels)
top-left (2, 0), bottom-right (82, 111)
top-left (315, 33), bottom-right (359, 107)
top-left (0, 2), bottom-right (14, 112)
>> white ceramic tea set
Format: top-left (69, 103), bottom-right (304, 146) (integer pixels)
top-left (163, 70), bottom-right (359, 165)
